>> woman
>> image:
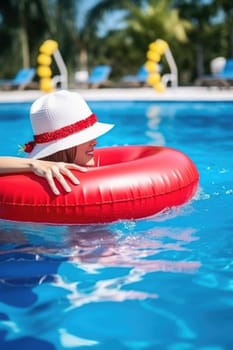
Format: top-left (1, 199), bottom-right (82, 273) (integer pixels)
top-left (0, 90), bottom-right (114, 195)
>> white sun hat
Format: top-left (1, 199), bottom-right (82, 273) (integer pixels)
top-left (25, 90), bottom-right (114, 159)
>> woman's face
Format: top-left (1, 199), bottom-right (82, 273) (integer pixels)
top-left (74, 139), bottom-right (97, 166)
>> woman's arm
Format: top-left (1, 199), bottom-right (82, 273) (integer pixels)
top-left (0, 157), bottom-right (87, 195)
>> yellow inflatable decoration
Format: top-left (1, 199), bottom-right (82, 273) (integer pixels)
top-left (36, 40), bottom-right (68, 93)
top-left (145, 39), bottom-right (169, 93)
top-left (36, 40), bottom-right (58, 92)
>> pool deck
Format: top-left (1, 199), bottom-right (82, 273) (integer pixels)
top-left (0, 86), bottom-right (232, 102)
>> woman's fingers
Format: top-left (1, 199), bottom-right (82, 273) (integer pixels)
top-left (50, 163), bottom-right (86, 194)
top-left (60, 167), bottom-right (81, 185)
top-left (57, 163), bottom-right (83, 185)
top-left (31, 160), bottom-right (88, 195)
top-left (45, 169), bottom-right (61, 195)
top-left (51, 165), bottom-right (72, 193)
top-left (67, 163), bottom-right (88, 172)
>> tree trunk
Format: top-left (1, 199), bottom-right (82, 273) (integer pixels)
top-left (20, 26), bottom-right (30, 67)
top-left (79, 47), bottom-right (88, 69)
top-left (196, 42), bottom-right (204, 76)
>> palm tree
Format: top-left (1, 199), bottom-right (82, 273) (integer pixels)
top-left (0, 0), bottom-right (78, 76)
top-left (0, 0), bottom-right (51, 74)
top-left (174, 0), bottom-right (231, 78)
top-left (212, 0), bottom-right (233, 57)
top-left (96, 0), bottom-right (191, 80)
top-left (74, 0), bottom-right (143, 70)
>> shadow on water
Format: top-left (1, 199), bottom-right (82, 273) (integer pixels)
top-left (0, 216), bottom-right (201, 348)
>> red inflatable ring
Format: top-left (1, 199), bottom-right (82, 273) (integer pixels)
top-left (0, 146), bottom-right (199, 224)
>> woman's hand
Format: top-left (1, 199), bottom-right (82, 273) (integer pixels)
top-left (31, 160), bottom-right (87, 195)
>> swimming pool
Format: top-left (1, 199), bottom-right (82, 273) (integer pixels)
top-left (0, 98), bottom-right (233, 350)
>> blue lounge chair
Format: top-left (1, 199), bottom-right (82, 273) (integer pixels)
top-left (0, 68), bottom-right (36, 90)
top-left (217, 58), bottom-right (233, 79)
top-left (87, 65), bottom-right (112, 88)
top-left (197, 58), bottom-right (233, 88)
top-left (122, 65), bottom-right (148, 86)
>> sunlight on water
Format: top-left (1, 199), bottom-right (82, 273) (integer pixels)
top-left (1, 100), bottom-right (233, 349)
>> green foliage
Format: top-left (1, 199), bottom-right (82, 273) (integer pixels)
top-left (0, 0), bottom-right (231, 84)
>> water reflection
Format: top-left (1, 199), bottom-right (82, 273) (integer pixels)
top-left (145, 105), bottom-right (165, 145)
top-left (0, 220), bottom-right (201, 278)
top-left (0, 217), bottom-right (201, 346)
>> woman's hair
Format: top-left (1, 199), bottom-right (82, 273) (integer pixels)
top-left (40, 146), bottom-right (77, 163)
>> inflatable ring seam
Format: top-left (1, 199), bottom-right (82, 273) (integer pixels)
top-left (0, 179), bottom-right (198, 208)
top-left (0, 146), bottom-right (199, 223)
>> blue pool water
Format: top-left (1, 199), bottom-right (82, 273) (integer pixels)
top-left (0, 98), bottom-right (233, 350)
